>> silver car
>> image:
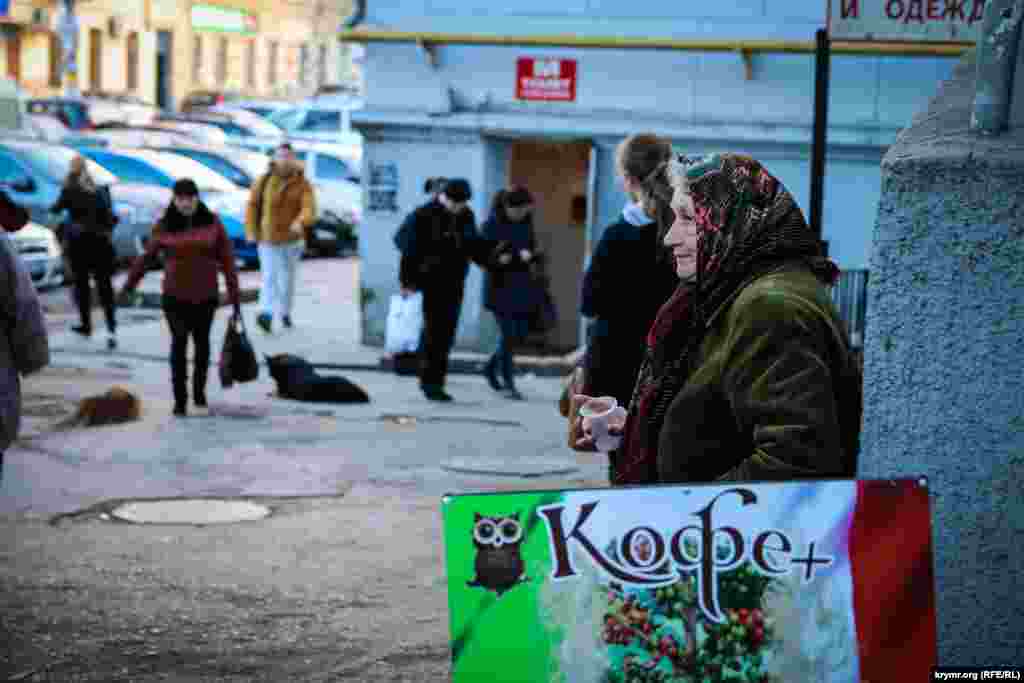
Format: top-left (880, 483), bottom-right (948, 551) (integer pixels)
top-left (9, 221), bottom-right (64, 289)
top-left (0, 140), bottom-right (171, 264)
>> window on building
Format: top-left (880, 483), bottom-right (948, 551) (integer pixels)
top-left (192, 35), bottom-right (202, 83)
top-left (246, 39), bottom-right (256, 88)
top-left (48, 33), bottom-right (61, 87)
top-left (217, 36), bottom-right (228, 86)
top-left (126, 32), bottom-right (139, 90)
top-left (267, 40), bottom-right (278, 86)
top-left (318, 43), bottom-right (327, 86)
top-left (299, 44), bottom-right (309, 86)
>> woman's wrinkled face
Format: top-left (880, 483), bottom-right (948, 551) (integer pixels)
top-left (663, 190), bottom-right (699, 279)
top-left (174, 194), bottom-right (198, 216)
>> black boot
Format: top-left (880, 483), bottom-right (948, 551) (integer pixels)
top-left (483, 357), bottom-right (503, 392)
top-left (422, 385), bottom-right (454, 402)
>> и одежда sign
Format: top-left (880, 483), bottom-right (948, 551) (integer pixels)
top-left (827, 0), bottom-right (987, 42)
top-left (515, 58), bottom-right (578, 102)
top-left (442, 478), bottom-right (937, 682)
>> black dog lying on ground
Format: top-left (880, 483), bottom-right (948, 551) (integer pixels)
top-left (265, 354), bottom-right (371, 404)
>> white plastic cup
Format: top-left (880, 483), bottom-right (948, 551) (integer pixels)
top-left (579, 397), bottom-right (627, 452)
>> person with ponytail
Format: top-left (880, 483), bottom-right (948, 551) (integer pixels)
top-left (120, 179), bottom-right (241, 417)
top-left (579, 133), bottom-right (679, 411)
top-left (50, 155), bottom-right (119, 348)
top-left (573, 153), bottom-right (862, 486)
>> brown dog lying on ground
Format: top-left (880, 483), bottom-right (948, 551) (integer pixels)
top-left (56, 386), bottom-right (142, 428)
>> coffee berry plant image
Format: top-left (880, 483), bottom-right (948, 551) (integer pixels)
top-left (596, 539), bottom-right (779, 683)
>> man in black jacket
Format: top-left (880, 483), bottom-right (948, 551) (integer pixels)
top-left (397, 178), bottom-right (495, 402)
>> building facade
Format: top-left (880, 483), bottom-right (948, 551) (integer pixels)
top-left (347, 0), bottom-right (966, 353)
top-left (0, 0), bottom-right (359, 109)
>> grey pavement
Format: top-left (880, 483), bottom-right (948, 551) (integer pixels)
top-left (1, 256), bottom-right (607, 682)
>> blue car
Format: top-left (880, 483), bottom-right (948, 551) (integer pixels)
top-left (72, 145), bottom-right (259, 268)
top-left (220, 213), bottom-right (258, 269)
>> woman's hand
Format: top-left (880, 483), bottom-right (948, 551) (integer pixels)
top-left (570, 393), bottom-right (626, 452)
top-left (519, 249), bottom-right (533, 263)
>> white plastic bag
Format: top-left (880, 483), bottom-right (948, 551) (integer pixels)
top-left (385, 292), bottom-right (424, 354)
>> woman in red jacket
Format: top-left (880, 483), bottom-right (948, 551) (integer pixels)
top-left (121, 179), bottom-right (242, 417)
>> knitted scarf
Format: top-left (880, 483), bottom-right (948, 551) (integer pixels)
top-left (609, 153), bottom-right (839, 486)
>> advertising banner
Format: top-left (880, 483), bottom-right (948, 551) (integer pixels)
top-left (515, 57), bottom-right (577, 102)
top-left (190, 4), bottom-right (257, 35)
top-left (442, 478), bottom-right (936, 683)
top-left (827, 0), bottom-right (986, 42)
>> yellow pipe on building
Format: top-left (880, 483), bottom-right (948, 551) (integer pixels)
top-left (337, 29), bottom-right (971, 57)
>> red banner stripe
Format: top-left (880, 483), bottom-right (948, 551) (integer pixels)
top-left (849, 479), bottom-right (937, 681)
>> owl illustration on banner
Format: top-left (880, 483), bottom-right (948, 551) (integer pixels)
top-left (467, 512), bottom-right (528, 596)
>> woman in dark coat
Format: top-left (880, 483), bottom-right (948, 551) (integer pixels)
top-left (120, 179), bottom-right (241, 417)
top-left (580, 133), bottom-right (679, 410)
top-left (481, 187), bottom-right (539, 400)
top-left (50, 155), bottom-right (119, 348)
top-left (573, 153), bottom-right (862, 486)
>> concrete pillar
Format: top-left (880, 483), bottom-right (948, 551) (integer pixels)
top-left (861, 48), bottom-right (1024, 666)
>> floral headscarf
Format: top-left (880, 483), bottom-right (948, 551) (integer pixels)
top-left (610, 153), bottom-right (839, 485)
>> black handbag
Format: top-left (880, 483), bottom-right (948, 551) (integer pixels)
top-left (219, 314), bottom-right (259, 388)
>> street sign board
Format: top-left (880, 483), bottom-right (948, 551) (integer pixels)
top-left (443, 478), bottom-right (937, 683)
top-left (515, 57), bottom-right (577, 102)
top-left (827, 0), bottom-right (987, 42)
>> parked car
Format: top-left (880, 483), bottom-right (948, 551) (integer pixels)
top-left (149, 119), bottom-right (230, 146)
top-left (26, 98), bottom-right (95, 130)
top-left (179, 90), bottom-right (243, 113)
top-left (70, 145), bottom-right (255, 251)
top-left (68, 126), bottom-right (198, 148)
top-left (10, 220), bottom-right (64, 288)
top-left (146, 143), bottom-right (272, 189)
top-left (81, 91), bottom-right (159, 126)
top-left (0, 140), bottom-right (172, 264)
top-left (24, 114), bottom-right (70, 142)
top-left (288, 141), bottom-right (361, 184)
top-left (268, 103), bottom-right (363, 147)
top-left (156, 107), bottom-right (283, 143)
top-left (229, 99), bottom-right (293, 120)
top-left (0, 140), bottom-right (116, 226)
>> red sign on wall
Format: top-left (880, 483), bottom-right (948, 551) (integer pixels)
top-left (515, 57), bottom-right (577, 102)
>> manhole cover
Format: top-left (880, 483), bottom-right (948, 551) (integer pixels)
top-left (110, 499), bottom-right (271, 525)
top-left (441, 456), bottom-right (578, 478)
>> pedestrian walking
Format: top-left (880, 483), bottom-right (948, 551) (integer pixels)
top-left (573, 153), bottom-right (862, 486)
top-left (244, 142), bottom-right (317, 333)
top-left (579, 133), bottom-right (679, 410)
top-left (481, 186), bottom-right (541, 400)
top-left (121, 179), bottom-right (242, 417)
top-left (398, 178), bottom-right (498, 402)
top-left (1, 228), bottom-right (50, 481)
top-left (394, 177), bottom-right (447, 253)
top-left (50, 154), bottom-right (119, 348)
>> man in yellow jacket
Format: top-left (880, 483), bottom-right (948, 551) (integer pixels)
top-left (245, 143), bottom-right (317, 333)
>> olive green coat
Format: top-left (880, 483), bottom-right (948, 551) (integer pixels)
top-left (655, 263), bottom-right (862, 483)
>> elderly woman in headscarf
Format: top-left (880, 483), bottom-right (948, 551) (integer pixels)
top-left (573, 153), bottom-right (862, 485)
